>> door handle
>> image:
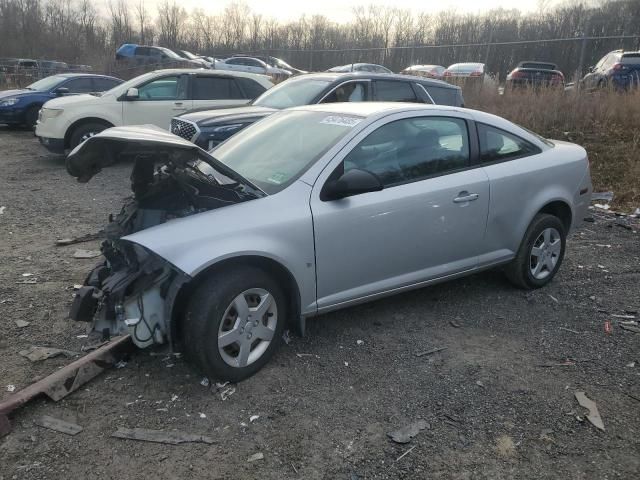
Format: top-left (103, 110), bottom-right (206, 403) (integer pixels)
top-left (453, 192), bottom-right (479, 203)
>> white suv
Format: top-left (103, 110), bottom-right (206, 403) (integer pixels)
top-left (35, 69), bottom-right (273, 154)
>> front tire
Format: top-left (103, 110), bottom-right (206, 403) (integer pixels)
top-left (69, 122), bottom-right (110, 150)
top-left (183, 266), bottom-right (287, 382)
top-left (24, 105), bottom-right (40, 129)
top-left (504, 213), bottom-right (566, 289)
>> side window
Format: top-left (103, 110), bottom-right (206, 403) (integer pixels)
top-left (137, 75), bottom-right (185, 100)
top-left (134, 47), bottom-right (149, 57)
top-left (236, 77), bottom-right (267, 98)
top-left (477, 123), bottom-right (541, 163)
top-left (246, 59), bottom-right (262, 67)
top-left (374, 80), bottom-right (418, 102)
top-left (62, 78), bottom-right (95, 93)
top-left (226, 58), bottom-right (243, 65)
top-left (321, 82), bottom-right (368, 103)
top-left (93, 78), bottom-right (119, 92)
top-left (192, 76), bottom-right (243, 100)
top-left (340, 116), bottom-right (470, 187)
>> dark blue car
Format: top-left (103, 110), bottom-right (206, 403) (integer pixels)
top-left (0, 73), bottom-right (122, 128)
top-left (581, 50), bottom-right (640, 91)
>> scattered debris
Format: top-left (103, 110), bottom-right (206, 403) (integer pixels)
top-left (626, 361), bottom-right (635, 368)
top-left (112, 427), bottom-right (215, 445)
top-left (55, 231), bottom-right (104, 246)
top-left (199, 413), bottom-right (206, 419)
top-left (591, 191), bottom-right (614, 202)
top-left (19, 346), bottom-right (76, 362)
top-left (200, 377), bottom-right (210, 387)
top-left (449, 320), bottom-right (461, 328)
top-left (387, 419), bottom-right (429, 444)
top-left (395, 445), bottom-right (416, 462)
top-left (593, 203), bottom-right (610, 210)
top-left (415, 346), bottom-right (447, 357)
top-left (548, 294), bottom-right (559, 303)
top-left (6, 385), bottom-right (15, 393)
top-left (611, 314), bottom-right (636, 319)
top-left (80, 340), bottom-right (108, 352)
top-left (249, 415), bottom-right (260, 423)
top-left (72, 249), bottom-right (101, 259)
top-left (559, 327), bottom-right (580, 334)
top-left (620, 324), bottom-right (640, 333)
top-left (247, 452), bottom-right (264, 462)
top-left (115, 360), bottom-right (127, 369)
top-left (76, 334), bottom-right (88, 339)
top-left (356, 339), bottom-right (364, 346)
top-left (604, 320), bottom-right (612, 335)
top-left (0, 206), bottom-right (5, 214)
top-left (476, 380), bottom-right (486, 388)
top-left (21, 273), bottom-right (33, 277)
top-left (282, 329), bottom-right (291, 345)
top-left (495, 434), bottom-right (516, 457)
top-left (171, 394), bottom-right (178, 402)
top-left (35, 415), bottom-right (83, 435)
top-left (595, 244), bottom-right (611, 248)
top-left (14, 320), bottom-right (30, 328)
top-left (344, 361), bottom-right (349, 366)
top-left (575, 392), bottom-right (605, 431)
top-left (220, 386), bottom-right (236, 401)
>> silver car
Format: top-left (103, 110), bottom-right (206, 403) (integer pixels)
top-left (67, 103), bottom-right (592, 381)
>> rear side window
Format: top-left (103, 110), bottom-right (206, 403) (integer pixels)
top-left (374, 80), bottom-right (418, 102)
top-left (192, 76), bottom-right (243, 100)
top-left (421, 85), bottom-right (462, 107)
top-left (62, 78), bottom-right (95, 93)
top-left (477, 123), bottom-right (541, 163)
top-left (322, 81), bottom-right (368, 103)
top-left (236, 77), bottom-right (267, 98)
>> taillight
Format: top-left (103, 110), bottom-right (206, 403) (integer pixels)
top-left (611, 62), bottom-right (624, 72)
top-left (470, 71), bottom-right (482, 77)
top-left (509, 70), bottom-right (525, 79)
top-left (443, 71), bottom-right (452, 77)
top-left (551, 72), bottom-right (564, 83)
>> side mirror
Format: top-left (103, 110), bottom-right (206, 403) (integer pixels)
top-left (54, 87), bottom-right (69, 96)
top-left (321, 168), bottom-right (383, 201)
top-left (125, 87), bottom-right (139, 100)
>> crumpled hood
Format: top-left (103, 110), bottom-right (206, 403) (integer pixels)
top-left (0, 89), bottom-right (29, 100)
top-left (65, 125), bottom-right (261, 191)
top-left (179, 105), bottom-right (276, 125)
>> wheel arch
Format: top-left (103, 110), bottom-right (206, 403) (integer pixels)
top-left (64, 117), bottom-right (114, 149)
top-left (537, 200), bottom-right (573, 233)
top-left (169, 254), bottom-right (303, 348)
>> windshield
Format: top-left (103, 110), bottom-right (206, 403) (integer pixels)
top-left (101, 71), bottom-right (159, 96)
top-left (180, 50), bottom-right (198, 60)
top-left (26, 76), bottom-right (66, 91)
top-left (253, 78), bottom-right (331, 109)
top-left (161, 48), bottom-right (183, 60)
top-left (211, 110), bottom-right (361, 194)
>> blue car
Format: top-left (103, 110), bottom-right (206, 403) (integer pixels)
top-left (0, 73), bottom-right (123, 128)
top-left (581, 50), bottom-right (640, 91)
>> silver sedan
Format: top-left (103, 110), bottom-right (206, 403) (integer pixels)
top-left (67, 103), bottom-right (592, 381)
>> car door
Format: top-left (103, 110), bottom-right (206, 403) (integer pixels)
top-left (190, 74), bottom-right (252, 110)
top-left (122, 74), bottom-right (191, 128)
top-left (310, 112), bottom-right (490, 310)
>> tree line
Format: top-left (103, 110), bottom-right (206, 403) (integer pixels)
top-left (0, 0), bottom-right (639, 79)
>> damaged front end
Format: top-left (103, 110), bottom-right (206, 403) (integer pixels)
top-left (67, 125), bottom-right (264, 348)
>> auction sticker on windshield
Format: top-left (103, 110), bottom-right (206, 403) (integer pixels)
top-left (320, 116), bottom-right (362, 127)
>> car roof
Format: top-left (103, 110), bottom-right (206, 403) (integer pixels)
top-left (142, 68), bottom-right (271, 80)
top-left (54, 73), bottom-right (117, 78)
top-left (295, 72), bottom-right (459, 89)
top-left (290, 102), bottom-right (462, 117)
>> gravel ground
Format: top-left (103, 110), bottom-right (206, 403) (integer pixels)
top-left (0, 127), bottom-right (639, 479)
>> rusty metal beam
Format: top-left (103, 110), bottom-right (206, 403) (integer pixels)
top-left (0, 335), bottom-right (133, 437)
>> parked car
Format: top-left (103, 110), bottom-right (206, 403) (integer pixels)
top-left (172, 49), bottom-right (211, 68)
top-left (115, 44), bottom-right (202, 68)
top-left (328, 63), bottom-right (393, 74)
top-left (67, 102), bottom-right (592, 381)
top-left (171, 72), bottom-right (464, 150)
top-left (68, 64), bottom-right (94, 72)
top-left (581, 49), bottom-right (640, 91)
top-left (505, 61), bottom-right (565, 89)
top-left (401, 65), bottom-right (446, 79)
top-left (0, 73), bottom-right (122, 128)
top-left (443, 63), bottom-right (497, 90)
top-left (233, 54), bottom-right (307, 75)
top-left (0, 58), bottom-right (39, 74)
top-left (37, 60), bottom-right (69, 77)
top-left (35, 69), bottom-right (272, 154)
top-left (214, 57), bottom-right (292, 80)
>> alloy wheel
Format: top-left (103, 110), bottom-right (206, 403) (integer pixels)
top-left (529, 227), bottom-right (561, 280)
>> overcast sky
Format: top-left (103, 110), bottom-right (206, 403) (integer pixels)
top-left (100, 0), bottom-right (556, 22)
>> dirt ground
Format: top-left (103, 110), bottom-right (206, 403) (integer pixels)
top-left (0, 127), bottom-right (638, 480)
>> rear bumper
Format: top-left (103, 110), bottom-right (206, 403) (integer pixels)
top-left (37, 135), bottom-right (66, 154)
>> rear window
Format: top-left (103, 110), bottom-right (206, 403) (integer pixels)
top-left (520, 62), bottom-right (556, 70)
top-left (375, 80), bottom-right (417, 102)
top-left (622, 53), bottom-right (640, 64)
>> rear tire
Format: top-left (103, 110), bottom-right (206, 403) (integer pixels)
top-left (183, 266), bottom-right (287, 382)
top-left (69, 122), bottom-right (110, 150)
top-left (504, 214), bottom-right (566, 289)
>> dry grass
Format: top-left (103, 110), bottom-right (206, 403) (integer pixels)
top-left (464, 87), bottom-right (640, 210)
